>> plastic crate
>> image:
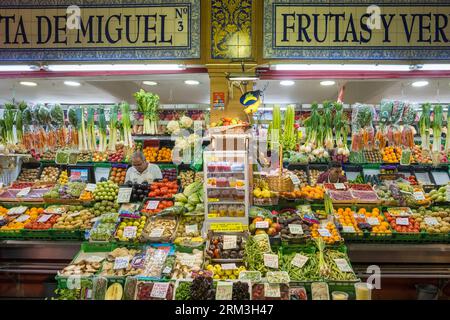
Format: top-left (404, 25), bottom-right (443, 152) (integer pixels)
top-left (51, 229), bottom-right (85, 241)
top-left (0, 230), bottom-right (23, 240)
top-left (420, 231), bottom-right (448, 243)
top-left (21, 229), bottom-right (53, 240)
top-left (392, 231), bottom-right (421, 243)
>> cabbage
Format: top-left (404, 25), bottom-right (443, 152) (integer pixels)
top-left (179, 115), bottom-right (193, 129)
top-left (174, 193), bottom-right (188, 203)
top-left (183, 181), bottom-right (202, 197)
top-left (188, 193), bottom-right (200, 205)
top-left (185, 204), bottom-right (195, 212)
top-left (195, 203), bottom-right (204, 211)
top-left (174, 201), bottom-right (185, 207)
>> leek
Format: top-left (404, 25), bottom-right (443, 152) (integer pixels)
top-left (120, 102), bottom-right (133, 147)
top-left (108, 105), bottom-right (118, 151)
top-left (432, 105), bottom-right (443, 153)
top-left (323, 101), bottom-right (334, 149)
top-left (281, 105), bottom-right (296, 151)
top-left (270, 105), bottom-right (281, 151)
top-left (3, 103), bottom-right (16, 144)
top-left (134, 89), bottom-right (160, 135)
top-left (15, 109), bottom-right (23, 144)
top-left (77, 107), bottom-right (87, 151)
top-left (419, 103), bottom-right (431, 150)
top-left (97, 107), bottom-right (107, 152)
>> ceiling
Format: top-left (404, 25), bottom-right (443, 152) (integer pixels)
top-left (0, 74), bottom-right (449, 106)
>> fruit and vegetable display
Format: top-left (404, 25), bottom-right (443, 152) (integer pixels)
top-left (148, 179), bottom-right (179, 198)
top-left (53, 208), bottom-right (95, 230)
top-left (143, 146), bottom-right (172, 162)
top-left (109, 166), bottom-right (127, 185)
top-left (17, 167), bottom-right (40, 182)
top-left (141, 200), bottom-right (174, 216)
top-left (93, 181), bottom-right (119, 201)
top-left (115, 215), bottom-right (147, 242)
top-left (38, 166), bottom-right (60, 183)
top-left (205, 233), bottom-right (246, 260)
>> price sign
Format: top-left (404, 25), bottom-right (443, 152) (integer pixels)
top-left (16, 187), bottom-right (31, 197)
top-left (117, 187), bottom-right (132, 203)
top-left (146, 201), bottom-right (160, 210)
top-left (413, 191), bottom-right (425, 201)
top-left (334, 183), bottom-right (346, 190)
top-left (256, 221), bottom-right (269, 229)
top-left (367, 217), bottom-right (380, 226)
top-left (318, 228), bottom-right (331, 237)
top-left (291, 254), bottom-right (309, 268)
top-left (149, 228), bottom-right (164, 238)
top-left (37, 214), bottom-right (52, 223)
top-left (162, 266), bottom-right (172, 275)
top-left (424, 217), bottom-right (439, 226)
top-left (263, 254), bottom-right (279, 269)
top-left (223, 235), bottom-right (237, 250)
top-left (113, 256), bottom-right (130, 270)
top-left (288, 224), bottom-right (303, 235)
top-left (264, 283), bottom-right (281, 298)
top-left (215, 282), bottom-right (233, 300)
top-left (68, 212), bottom-right (80, 218)
top-left (150, 282), bottom-right (170, 299)
top-left (342, 225), bottom-right (356, 233)
top-left (289, 173), bottom-right (301, 186)
top-left (85, 184), bottom-right (97, 192)
top-left (185, 224), bottom-right (198, 235)
top-left (446, 185), bottom-right (450, 202)
top-left (15, 214), bottom-right (29, 223)
top-left (221, 263), bottom-right (237, 270)
top-left (396, 217), bottom-right (409, 226)
top-left (334, 258), bottom-right (352, 272)
top-left (180, 256), bottom-right (196, 268)
top-left (123, 226), bottom-right (137, 238)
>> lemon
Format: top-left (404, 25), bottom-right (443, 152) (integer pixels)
top-left (133, 221), bottom-right (140, 227)
top-left (116, 230), bottom-right (123, 237)
top-left (229, 275), bottom-right (236, 280)
top-left (213, 274), bottom-right (220, 280)
top-left (225, 270), bottom-right (232, 276)
top-left (233, 269), bottom-right (240, 276)
top-left (127, 222), bottom-right (133, 226)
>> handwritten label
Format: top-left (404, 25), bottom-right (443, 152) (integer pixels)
top-left (396, 217), bottom-right (409, 226)
top-left (215, 281), bottom-right (233, 300)
top-left (185, 224), bottom-right (198, 235)
top-left (334, 183), bottom-right (346, 190)
top-left (162, 266), bottom-right (172, 275)
top-left (318, 228), bottom-right (331, 237)
top-left (256, 221), bottom-right (269, 229)
top-left (117, 187), bottom-right (132, 203)
top-left (413, 191), bottom-right (425, 201)
top-left (146, 201), bottom-right (160, 210)
top-left (149, 228), bottom-right (164, 238)
top-left (221, 263), bottom-right (237, 270)
top-left (150, 282), bottom-right (169, 299)
top-left (16, 187), bottom-right (31, 197)
top-left (288, 224), bottom-right (303, 235)
top-left (123, 226), bottom-right (137, 238)
top-left (37, 214), bottom-right (52, 223)
top-left (263, 254), bottom-right (279, 269)
top-left (289, 173), bottom-right (301, 186)
top-left (179, 256), bottom-right (196, 268)
top-left (342, 225), bottom-right (356, 233)
top-left (85, 183), bottom-right (97, 192)
top-left (68, 212), bottom-right (80, 218)
top-left (291, 254), bottom-right (309, 268)
top-left (223, 235), bottom-right (237, 250)
top-left (367, 217), bottom-right (380, 226)
top-left (7, 206), bottom-right (27, 215)
top-left (334, 258), bottom-right (352, 272)
top-left (15, 214), bottom-right (30, 223)
top-left (264, 283), bottom-right (281, 298)
top-left (113, 256), bottom-right (130, 270)
top-left (238, 271), bottom-right (261, 282)
top-left (424, 217), bottom-right (439, 226)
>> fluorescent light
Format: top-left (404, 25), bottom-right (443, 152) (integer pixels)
top-left (280, 80), bottom-right (295, 86)
top-left (20, 81), bottom-right (37, 87)
top-left (420, 64), bottom-right (450, 71)
top-left (229, 76), bottom-right (259, 81)
top-left (47, 64), bottom-right (185, 72)
top-left (184, 80), bottom-right (200, 85)
top-left (0, 65), bottom-right (37, 72)
top-left (227, 73), bottom-right (259, 81)
top-left (272, 64), bottom-right (412, 71)
top-left (143, 81), bottom-right (158, 86)
top-left (64, 81), bottom-right (81, 87)
top-left (320, 80), bottom-right (336, 86)
top-left (411, 80), bottom-right (429, 87)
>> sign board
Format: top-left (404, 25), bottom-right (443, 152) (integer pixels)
top-left (263, 0), bottom-right (450, 61)
top-left (0, 0), bottom-right (200, 61)
top-left (212, 92), bottom-right (225, 110)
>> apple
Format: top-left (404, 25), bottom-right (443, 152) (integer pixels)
top-left (267, 227), bottom-right (277, 236)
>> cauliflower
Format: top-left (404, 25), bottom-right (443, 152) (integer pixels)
top-left (167, 120), bottom-right (181, 134)
top-left (187, 133), bottom-right (200, 145)
top-left (175, 137), bottom-right (190, 150)
top-left (179, 115), bottom-right (193, 129)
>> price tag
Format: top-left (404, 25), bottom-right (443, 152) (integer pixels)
top-left (288, 224), bottom-right (303, 235)
top-left (162, 266), bottom-right (172, 275)
top-left (334, 183), bottom-right (346, 190)
top-left (342, 225), bottom-right (356, 233)
top-left (367, 217), bottom-right (380, 226)
top-left (146, 200), bottom-right (160, 210)
top-left (289, 173), bottom-right (301, 186)
top-left (15, 214), bottom-right (30, 223)
top-left (263, 254), bottom-right (279, 269)
top-left (223, 235), bottom-right (237, 250)
top-left (117, 187), bottom-right (132, 203)
top-left (221, 263), bottom-right (237, 270)
top-left (413, 191), bottom-right (425, 201)
top-left (85, 183), bottom-right (97, 192)
top-left (396, 217), bottom-right (409, 226)
top-left (334, 258), bottom-right (352, 272)
top-left (291, 254), bottom-right (309, 268)
top-left (149, 228), bottom-right (164, 238)
top-left (215, 282), bottom-right (233, 300)
top-left (424, 217), bottom-right (439, 226)
top-left (150, 282), bottom-right (170, 299)
top-left (446, 185), bottom-right (450, 202)
top-left (113, 256), bottom-right (130, 270)
top-left (264, 283), bottom-right (281, 298)
top-left (180, 256), bottom-right (196, 268)
top-left (256, 221), bottom-right (269, 229)
top-left (185, 224), bottom-right (198, 235)
top-left (318, 228), bottom-right (331, 237)
top-left (37, 214), bottom-right (52, 223)
top-left (123, 226), bottom-right (137, 238)
top-left (68, 212), bottom-right (80, 218)
top-left (16, 187), bottom-right (31, 197)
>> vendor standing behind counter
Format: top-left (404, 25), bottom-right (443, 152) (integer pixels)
top-left (125, 151), bottom-right (162, 184)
